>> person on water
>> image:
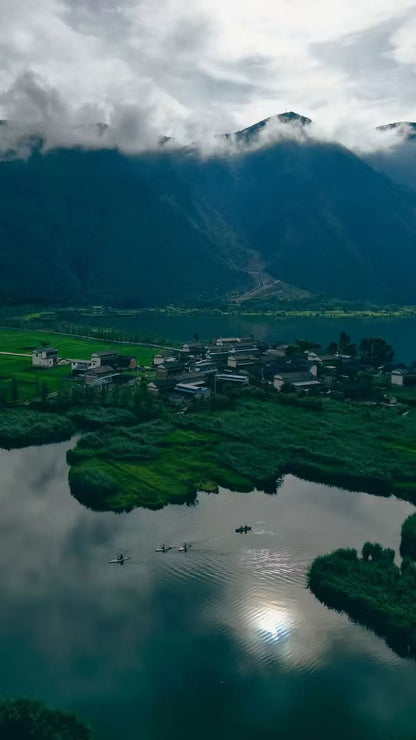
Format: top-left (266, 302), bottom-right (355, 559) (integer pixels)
top-left (161, 544), bottom-right (166, 553)
top-left (182, 543), bottom-right (188, 553)
top-left (116, 552), bottom-right (124, 563)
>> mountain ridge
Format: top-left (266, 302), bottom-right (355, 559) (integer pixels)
top-left (1, 114), bottom-right (416, 307)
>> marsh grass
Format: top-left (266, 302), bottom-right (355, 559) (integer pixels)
top-left (67, 397), bottom-right (416, 511)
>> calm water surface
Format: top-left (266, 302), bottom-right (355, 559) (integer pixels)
top-left (1, 441), bottom-right (416, 739)
top-left (81, 313), bottom-right (416, 362)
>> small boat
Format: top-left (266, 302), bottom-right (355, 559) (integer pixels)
top-left (155, 545), bottom-right (173, 553)
top-left (235, 525), bottom-right (252, 534)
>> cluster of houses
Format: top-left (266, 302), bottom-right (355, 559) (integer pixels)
top-left (148, 337), bottom-right (324, 399)
top-left (32, 346), bottom-right (137, 388)
top-left (31, 337), bottom-right (416, 400)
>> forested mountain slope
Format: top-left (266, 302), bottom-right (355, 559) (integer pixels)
top-left (1, 115), bottom-right (416, 306)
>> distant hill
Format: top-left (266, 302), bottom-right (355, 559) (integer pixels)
top-left (1, 114), bottom-right (416, 306)
top-left (366, 121), bottom-right (416, 192)
top-left (376, 122), bottom-right (416, 140)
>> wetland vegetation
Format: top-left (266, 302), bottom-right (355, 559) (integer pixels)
top-left (308, 545), bottom-right (416, 659)
top-left (0, 409), bottom-right (74, 449)
top-left (0, 698), bottom-right (93, 739)
top-left (66, 393), bottom-right (416, 511)
top-left (400, 513), bottom-right (416, 560)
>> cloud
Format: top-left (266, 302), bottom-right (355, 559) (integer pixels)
top-left (0, 0), bottom-right (415, 154)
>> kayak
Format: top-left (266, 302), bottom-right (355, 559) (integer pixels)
top-left (109, 556), bottom-right (132, 564)
top-left (235, 526), bottom-right (252, 534)
top-left (179, 545), bottom-right (192, 552)
top-left (155, 547), bottom-right (173, 552)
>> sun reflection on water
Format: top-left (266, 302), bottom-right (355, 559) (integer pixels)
top-left (255, 605), bottom-right (293, 643)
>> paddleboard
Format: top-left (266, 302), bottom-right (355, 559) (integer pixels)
top-left (179, 545), bottom-right (192, 552)
top-left (155, 547), bottom-right (172, 552)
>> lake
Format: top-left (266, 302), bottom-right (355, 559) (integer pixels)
top-left (1, 440), bottom-right (416, 739)
top-left (79, 313), bottom-right (416, 362)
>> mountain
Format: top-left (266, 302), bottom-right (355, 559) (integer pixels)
top-left (186, 137), bottom-right (416, 304)
top-left (0, 147), bottom-right (251, 306)
top-left (228, 111), bottom-right (312, 145)
top-left (376, 122), bottom-right (416, 140)
top-left (1, 114), bottom-right (416, 306)
top-left (365, 122), bottom-right (416, 192)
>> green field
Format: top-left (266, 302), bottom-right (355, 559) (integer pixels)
top-left (0, 328), bottom-right (155, 401)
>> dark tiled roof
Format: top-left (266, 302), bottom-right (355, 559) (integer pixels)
top-left (275, 371), bottom-right (318, 383)
top-left (33, 346), bottom-right (58, 354)
top-left (392, 368), bottom-right (416, 376)
top-left (86, 365), bottom-right (117, 376)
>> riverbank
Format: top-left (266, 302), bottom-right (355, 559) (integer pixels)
top-left (67, 395), bottom-right (416, 511)
top-left (60, 305), bottom-right (416, 320)
top-left (308, 546), bottom-right (416, 660)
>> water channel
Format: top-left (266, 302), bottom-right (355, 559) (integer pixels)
top-left (1, 440), bottom-right (416, 738)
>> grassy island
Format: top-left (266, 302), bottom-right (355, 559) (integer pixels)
top-left (308, 545), bottom-right (416, 659)
top-left (0, 409), bottom-right (74, 449)
top-left (67, 394), bottom-right (416, 511)
top-left (0, 698), bottom-right (93, 739)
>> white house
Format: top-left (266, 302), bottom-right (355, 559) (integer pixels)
top-left (391, 368), bottom-right (416, 387)
top-left (32, 346), bottom-right (59, 368)
top-left (90, 350), bottom-right (118, 368)
top-left (71, 359), bottom-right (93, 372)
top-left (153, 353), bottom-right (165, 366)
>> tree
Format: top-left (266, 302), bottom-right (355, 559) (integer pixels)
top-left (339, 331), bottom-right (351, 352)
top-left (382, 547), bottom-right (395, 563)
top-left (362, 541), bottom-right (373, 562)
top-left (371, 543), bottom-right (383, 561)
top-left (359, 337), bottom-right (394, 366)
top-left (294, 339), bottom-right (321, 352)
top-left (338, 331), bottom-right (357, 357)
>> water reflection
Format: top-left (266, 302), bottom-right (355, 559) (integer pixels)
top-left (0, 444), bottom-right (416, 739)
top-left (255, 604), bottom-right (293, 642)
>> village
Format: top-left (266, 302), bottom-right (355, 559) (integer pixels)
top-left (29, 332), bottom-right (416, 405)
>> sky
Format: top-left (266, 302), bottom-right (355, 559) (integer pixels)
top-left (0, 0), bottom-right (415, 151)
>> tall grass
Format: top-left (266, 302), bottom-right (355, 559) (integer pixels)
top-left (67, 397), bottom-right (416, 511)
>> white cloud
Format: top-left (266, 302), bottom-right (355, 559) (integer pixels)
top-left (0, 0), bottom-right (415, 151)
top-left (389, 13), bottom-right (416, 65)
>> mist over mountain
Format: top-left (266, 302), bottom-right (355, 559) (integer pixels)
top-left (1, 113), bottom-right (416, 307)
top-left (365, 122), bottom-right (416, 192)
